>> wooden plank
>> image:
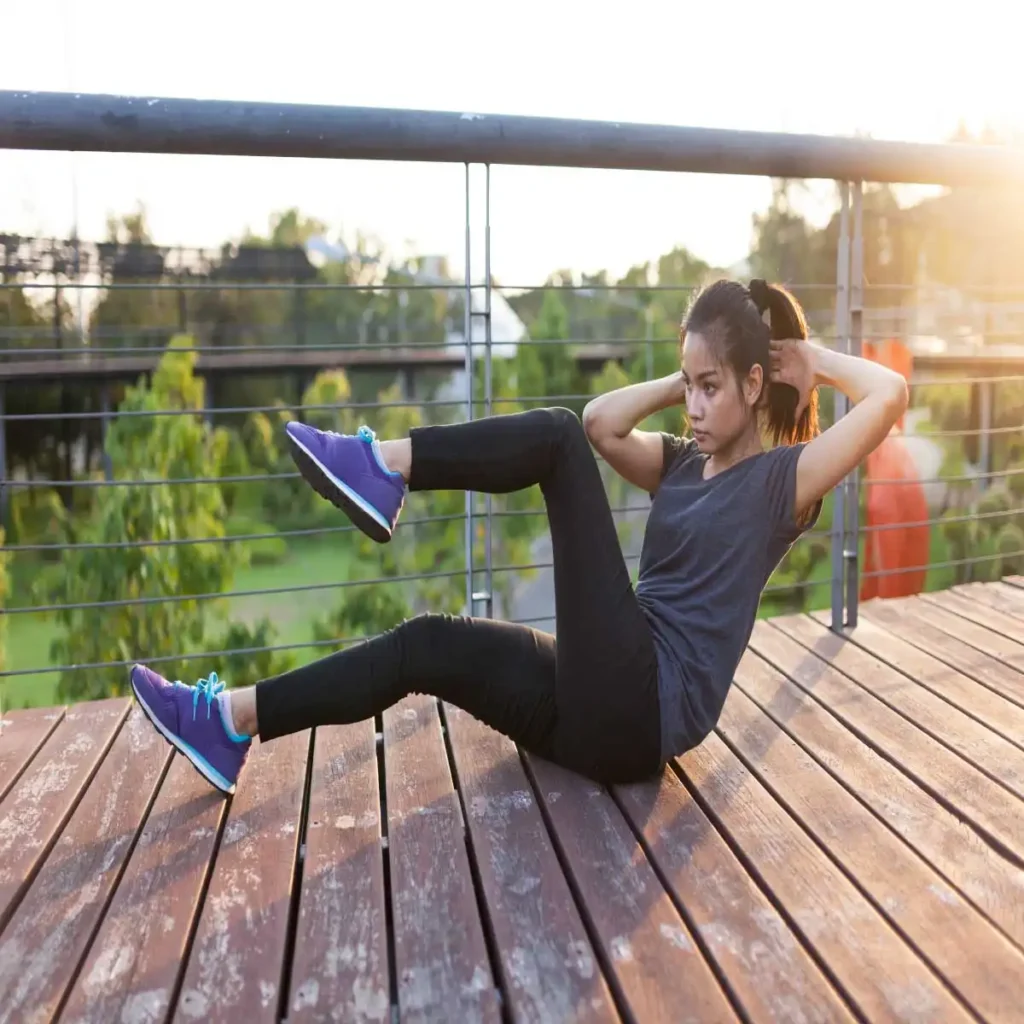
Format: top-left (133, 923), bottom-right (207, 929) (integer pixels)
top-left (0, 696), bottom-right (128, 931)
top-left (0, 704), bottom-right (65, 802)
top-left (956, 580), bottom-right (1024, 622)
top-left (0, 704), bottom-right (171, 1020)
top-left (718, 678), bottom-right (1024, 1022)
top-left (732, 647), bottom-right (1024, 952)
top-left (526, 756), bottom-right (735, 1024)
top-left (856, 599), bottom-right (1024, 714)
top-left (60, 753), bottom-right (228, 1024)
top-left (790, 613), bottom-right (1024, 800)
top-left (384, 694), bottom-right (501, 1023)
top-left (919, 589), bottom-right (1024, 656)
top-left (616, 771), bottom-right (855, 1022)
top-left (677, 732), bottom-right (973, 1023)
top-left (1008, 575), bottom-right (1024, 590)
top-left (817, 608), bottom-right (1024, 746)
top-left (905, 598), bottom-right (1024, 675)
top-left (992, 580), bottom-right (1024, 608)
top-left (174, 729), bottom-right (309, 1022)
top-left (444, 705), bottom-right (619, 1023)
top-left (751, 619), bottom-right (1024, 862)
top-left (287, 722), bottom-right (390, 1023)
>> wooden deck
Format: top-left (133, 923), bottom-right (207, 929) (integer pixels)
top-left (1, 578), bottom-right (1023, 1023)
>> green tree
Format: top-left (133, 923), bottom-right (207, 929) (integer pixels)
top-left (45, 336), bottom-right (290, 699)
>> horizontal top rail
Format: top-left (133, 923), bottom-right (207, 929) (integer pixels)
top-left (4, 91), bottom-right (1024, 186)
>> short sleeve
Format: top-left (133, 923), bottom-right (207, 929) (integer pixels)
top-left (764, 443), bottom-right (822, 538)
top-left (660, 432), bottom-right (686, 480)
top-left (649, 432), bottom-right (695, 499)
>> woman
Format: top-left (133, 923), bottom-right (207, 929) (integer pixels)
top-left (130, 279), bottom-right (908, 795)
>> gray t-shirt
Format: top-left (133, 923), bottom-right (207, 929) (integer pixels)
top-left (635, 433), bottom-right (821, 760)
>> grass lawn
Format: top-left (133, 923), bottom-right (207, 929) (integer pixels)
top-left (2, 538), bottom-right (356, 711)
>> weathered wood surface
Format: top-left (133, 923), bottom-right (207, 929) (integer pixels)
top-left (0, 704), bottom-right (64, 802)
top-left (174, 729), bottom-right (309, 1022)
top-left (2, 581), bottom-right (1024, 1023)
top-left (287, 720), bottom-right (389, 1024)
top-left (817, 608), bottom-right (1024, 745)
top-left (0, 697), bottom-right (128, 933)
top-left (718, 677), bottom-right (1024, 1022)
top-left (0, 705), bottom-right (169, 1021)
top-left (60, 752), bottom-right (227, 1024)
top-left (528, 754), bottom-right (736, 1024)
top-left (616, 768), bottom-right (854, 1023)
top-left (755, 618), bottom-right (1024, 861)
top-left (383, 694), bottom-right (501, 1024)
top-left (920, 586), bottom-right (1024, 647)
top-left (445, 704), bottom-right (620, 1023)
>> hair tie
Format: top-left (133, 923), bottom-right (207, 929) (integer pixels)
top-left (748, 279), bottom-right (771, 315)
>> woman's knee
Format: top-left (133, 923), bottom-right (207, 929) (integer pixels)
top-left (541, 406), bottom-right (588, 450)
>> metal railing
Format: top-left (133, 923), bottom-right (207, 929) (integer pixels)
top-left (1, 90), bottom-right (1023, 706)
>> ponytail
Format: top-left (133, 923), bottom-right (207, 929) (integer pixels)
top-left (749, 280), bottom-right (819, 447)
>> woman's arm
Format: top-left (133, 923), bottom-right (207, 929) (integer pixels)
top-left (582, 372), bottom-right (687, 493)
top-left (773, 339), bottom-right (909, 517)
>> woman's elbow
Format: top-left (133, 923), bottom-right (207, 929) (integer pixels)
top-left (886, 376), bottom-right (910, 420)
top-left (581, 402), bottom-right (606, 440)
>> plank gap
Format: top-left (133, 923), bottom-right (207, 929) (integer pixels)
top-left (277, 727), bottom-right (317, 1022)
top-left (668, 758), bottom-right (868, 1023)
top-left (606, 783), bottom-right (755, 1024)
top-left (438, 701), bottom-right (512, 1024)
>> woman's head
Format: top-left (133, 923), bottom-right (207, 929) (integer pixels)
top-left (679, 278), bottom-right (819, 453)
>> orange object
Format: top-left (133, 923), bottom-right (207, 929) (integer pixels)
top-left (859, 339), bottom-right (930, 600)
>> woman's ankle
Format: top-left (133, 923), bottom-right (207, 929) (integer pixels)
top-left (227, 686), bottom-right (259, 738)
top-left (379, 438), bottom-right (412, 482)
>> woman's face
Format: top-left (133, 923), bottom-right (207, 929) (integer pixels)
top-left (680, 331), bottom-right (762, 453)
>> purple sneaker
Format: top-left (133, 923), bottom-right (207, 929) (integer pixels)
top-left (285, 421), bottom-right (406, 543)
top-left (130, 666), bottom-right (251, 794)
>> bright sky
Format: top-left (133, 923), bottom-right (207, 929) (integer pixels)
top-left (2, 0), bottom-right (1020, 284)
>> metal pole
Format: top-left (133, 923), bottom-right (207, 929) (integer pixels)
top-left (0, 385), bottom-right (7, 529)
top-left (979, 379), bottom-right (993, 487)
top-left (645, 306), bottom-right (654, 381)
top-left (100, 382), bottom-right (113, 481)
top-left (463, 163), bottom-right (475, 616)
top-left (482, 164), bottom-right (494, 618)
top-left (845, 181), bottom-right (864, 627)
top-left (830, 182), bottom-right (851, 631)
top-left (8, 91), bottom-right (1024, 187)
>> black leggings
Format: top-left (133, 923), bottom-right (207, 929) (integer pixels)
top-left (255, 407), bottom-right (663, 784)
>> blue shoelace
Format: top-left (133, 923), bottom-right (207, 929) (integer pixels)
top-left (357, 424), bottom-right (376, 443)
top-left (190, 671), bottom-right (225, 721)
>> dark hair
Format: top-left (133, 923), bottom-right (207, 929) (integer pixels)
top-left (681, 278), bottom-right (819, 446)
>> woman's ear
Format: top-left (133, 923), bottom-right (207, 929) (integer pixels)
top-left (745, 362), bottom-right (765, 409)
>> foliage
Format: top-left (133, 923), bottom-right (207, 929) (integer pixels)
top-left (312, 584), bottom-right (412, 652)
top-left (43, 336), bottom-right (279, 699)
top-left (213, 619), bottom-right (296, 683)
top-left (225, 513), bottom-right (289, 565)
top-left (8, 488), bottom-right (70, 559)
top-left (940, 485), bottom-right (1024, 583)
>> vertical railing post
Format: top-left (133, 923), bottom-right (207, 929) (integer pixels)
top-left (0, 384), bottom-right (7, 530)
top-left (100, 382), bottom-right (113, 481)
top-left (830, 182), bottom-right (851, 631)
top-left (845, 181), bottom-right (864, 627)
top-left (463, 163), bottom-right (475, 616)
top-left (979, 378), bottom-right (994, 488)
top-left (482, 164), bottom-right (494, 619)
